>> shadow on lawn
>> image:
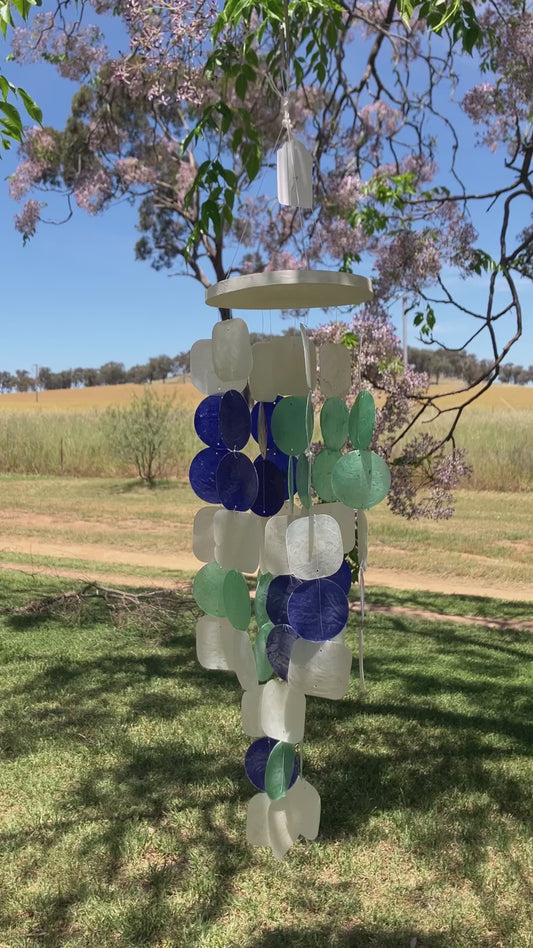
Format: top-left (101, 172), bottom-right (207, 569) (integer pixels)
top-left (1, 606), bottom-right (531, 946)
top-left (247, 925), bottom-right (478, 948)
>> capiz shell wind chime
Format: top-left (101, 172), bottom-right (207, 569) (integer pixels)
top-left (188, 96), bottom-right (391, 859)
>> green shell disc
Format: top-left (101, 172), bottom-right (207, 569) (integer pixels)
top-left (265, 741), bottom-right (296, 801)
top-left (193, 561), bottom-right (229, 617)
top-left (312, 448), bottom-right (342, 503)
top-left (296, 452), bottom-right (312, 508)
top-left (253, 622), bottom-right (275, 682)
top-left (331, 449), bottom-right (390, 509)
top-left (349, 390), bottom-right (376, 450)
top-left (223, 569), bottom-right (251, 631)
top-left (320, 397), bottom-right (349, 451)
top-left (271, 396), bottom-right (314, 457)
top-left (254, 571), bottom-right (273, 628)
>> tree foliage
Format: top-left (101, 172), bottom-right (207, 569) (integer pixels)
top-left (104, 387), bottom-right (178, 487)
top-left (6, 0), bottom-right (533, 515)
top-left (0, 0), bottom-right (42, 152)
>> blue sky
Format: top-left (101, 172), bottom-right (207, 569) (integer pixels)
top-left (1, 41), bottom-right (532, 377)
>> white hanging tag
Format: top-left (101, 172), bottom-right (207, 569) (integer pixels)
top-left (357, 509), bottom-right (368, 570)
top-left (277, 139), bottom-right (313, 209)
top-left (300, 323), bottom-right (313, 391)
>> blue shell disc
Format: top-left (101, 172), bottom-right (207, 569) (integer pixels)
top-left (251, 398), bottom-right (280, 447)
top-left (189, 447), bottom-right (227, 504)
top-left (265, 574), bottom-right (302, 626)
top-left (194, 395), bottom-right (224, 448)
top-left (287, 578), bottom-right (349, 641)
top-left (219, 389), bottom-right (251, 451)
top-left (266, 624), bottom-right (299, 680)
top-left (216, 452), bottom-right (259, 511)
top-left (326, 558), bottom-right (353, 595)
top-left (250, 457), bottom-right (286, 518)
top-left (244, 736), bottom-right (298, 792)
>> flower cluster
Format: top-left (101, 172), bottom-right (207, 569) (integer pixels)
top-left (14, 200), bottom-right (43, 241)
top-left (73, 169), bottom-right (113, 214)
top-left (311, 312), bottom-right (469, 519)
top-left (388, 434), bottom-right (472, 520)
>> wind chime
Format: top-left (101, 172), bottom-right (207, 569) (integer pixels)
top-left (187, 59), bottom-right (391, 858)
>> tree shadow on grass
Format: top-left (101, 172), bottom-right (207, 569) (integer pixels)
top-left (246, 923), bottom-right (493, 948)
top-left (0, 607), bottom-right (531, 946)
top-left (107, 478), bottom-right (186, 495)
top-left (368, 586), bottom-right (533, 621)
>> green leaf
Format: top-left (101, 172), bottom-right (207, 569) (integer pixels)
top-left (0, 74), bottom-right (15, 99)
top-left (264, 741), bottom-right (296, 801)
top-left (0, 99), bottom-right (23, 125)
top-left (341, 331), bottom-right (359, 349)
top-left (235, 72), bottom-right (247, 101)
top-left (18, 87), bottom-right (42, 123)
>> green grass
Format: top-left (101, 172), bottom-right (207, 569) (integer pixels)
top-left (368, 489), bottom-right (533, 588)
top-left (0, 573), bottom-right (531, 947)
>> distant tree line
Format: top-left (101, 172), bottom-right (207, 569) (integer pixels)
top-left (1, 336), bottom-right (531, 394)
top-left (407, 347), bottom-right (533, 386)
top-left (0, 352), bottom-right (191, 393)
top-left (0, 331), bottom-right (299, 393)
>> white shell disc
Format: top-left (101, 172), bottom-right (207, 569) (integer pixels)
top-left (233, 629), bottom-right (258, 692)
top-left (268, 797), bottom-right (299, 860)
top-left (246, 792), bottom-right (271, 846)
top-left (195, 615), bottom-right (236, 670)
top-left (273, 335), bottom-right (316, 397)
top-left (286, 514), bottom-right (344, 580)
top-left (286, 778), bottom-right (321, 840)
top-left (260, 679), bottom-right (306, 744)
top-left (319, 342), bottom-right (352, 398)
top-left (213, 509), bottom-right (261, 573)
top-left (190, 338), bottom-right (247, 395)
top-left (249, 341), bottom-right (279, 403)
top-left (192, 506), bottom-right (218, 563)
top-left (241, 687), bottom-right (266, 738)
top-left (314, 502), bottom-right (356, 554)
top-left (261, 513), bottom-right (292, 577)
top-left (212, 317), bottom-right (253, 382)
top-left (288, 639), bottom-right (352, 699)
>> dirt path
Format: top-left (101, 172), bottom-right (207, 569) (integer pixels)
top-left (1, 533), bottom-right (532, 611)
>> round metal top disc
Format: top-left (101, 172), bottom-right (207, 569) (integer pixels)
top-left (205, 269), bottom-right (373, 311)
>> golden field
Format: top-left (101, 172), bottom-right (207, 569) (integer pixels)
top-left (428, 379), bottom-right (533, 411)
top-left (0, 377), bottom-right (532, 413)
top-left (0, 377), bottom-right (203, 413)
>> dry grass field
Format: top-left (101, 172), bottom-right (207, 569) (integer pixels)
top-left (1, 377), bottom-right (532, 413)
top-left (428, 379), bottom-right (533, 411)
top-left (0, 377), bottom-right (203, 413)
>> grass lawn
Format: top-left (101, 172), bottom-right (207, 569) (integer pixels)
top-left (0, 573), bottom-right (531, 947)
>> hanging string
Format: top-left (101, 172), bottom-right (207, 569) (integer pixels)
top-left (358, 564), bottom-right (366, 693)
top-left (357, 508), bottom-right (368, 693)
